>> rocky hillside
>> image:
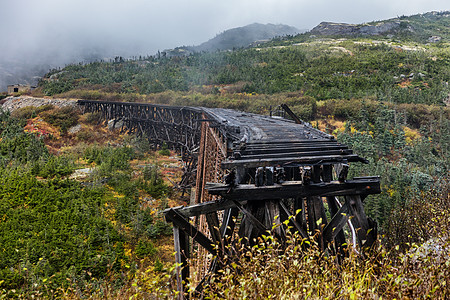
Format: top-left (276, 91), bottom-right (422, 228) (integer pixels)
top-left (310, 21), bottom-right (403, 36)
top-left (310, 11), bottom-right (449, 42)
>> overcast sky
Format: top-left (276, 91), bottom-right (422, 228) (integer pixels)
top-left (0, 0), bottom-right (448, 65)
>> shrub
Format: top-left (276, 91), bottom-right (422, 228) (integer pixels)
top-left (139, 164), bottom-right (169, 198)
top-left (384, 183), bottom-right (449, 251)
top-left (114, 194), bottom-right (139, 224)
top-left (146, 218), bottom-right (172, 238)
top-left (11, 104), bottom-right (54, 120)
top-left (201, 229), bottom-right (450, 299)
top-left (97, 146), bottom-right (135, 175)
top-left (0, 129), bottom-right (49, 165)
top-left (158, 142), bottom-right (171, 156)
top-left (158, 148), bottom-right (171, 156)
top-left (153, 257), bottom-right (164, 272)
top-left (135, 240), bottom-right (157, 258)
top-left (0, 268), bottom-right (25, 291)
top-left (82, 112), bottom-right (103, 125)
top-left (75, 128), bottom-right (97, 142)
top-left (31, 155), bottom-right (75, 178)
top-left (109, 173), bottom-right (138, 198)
top-left (84, 145), bottom-right (134, 172)
top-left (129, 136), bottom-right (154, 159)
top-left (0, 169), bottom-right (126, 295)
top-left (288, 97), bottom-right (317, 121)
top-left (83, 144), bottom-right (103, 164)
top-left (41, 106), bottom-right (80, 134)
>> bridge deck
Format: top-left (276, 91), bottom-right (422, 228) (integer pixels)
top-left (203, 107), bottom-right (333, 142)
top-left (202, 107), bottom-right (364, 169)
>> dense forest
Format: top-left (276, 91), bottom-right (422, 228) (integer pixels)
top-left (1, 11), bottom-right (449, 299)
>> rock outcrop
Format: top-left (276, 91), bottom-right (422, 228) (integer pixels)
top-left (310, 21), bottom-right (403, 36)
top-left (1, 96), bottom-right (77, 112)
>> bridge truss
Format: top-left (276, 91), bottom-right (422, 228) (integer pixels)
top-left (78, 100), bottom-right (380, 298)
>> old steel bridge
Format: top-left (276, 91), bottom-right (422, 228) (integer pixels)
top-left (78, 99), bottom-right (380, 298)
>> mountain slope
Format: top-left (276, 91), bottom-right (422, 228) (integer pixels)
top-left (310, 11), bottom-right (449, 42)
top-left (194, 23), bottom-right (301, 51)
top-left (36, 9), bottom-right (450, 107)
top-left (165, 23), bottom-right (302, 56)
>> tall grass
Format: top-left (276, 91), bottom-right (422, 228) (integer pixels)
top-left (200, 204), bottom-right (449, 299)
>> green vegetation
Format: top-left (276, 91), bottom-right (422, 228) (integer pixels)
top-left (337, 104), bottom-right (448, 233)
top-left (40, 106), bottom-right (80, 134)
top-left (395, 11), bottom-right (450, 42)
top-left (0, 109), bottom-right (48, 166)
top-left (0, 171), bottom-right (124, 292)
top-left (0, 109), bottom-right (173, 298)
top-left (157, 142), bottom-right (171, 156)
top-left (202, 192), bottom-right (449, 299)
top-left (3, 10), bottom-right (449, 299)
top-left (138, 164), bottom-right (170, 199)
top-left (39, 40), bottom-right (450, 106)
top-left (268, 11), bottom-right (450, 45)
top-left (10, 104), bottom-right (54, 120)
top-left (38, 12), bottom-right (450, 107)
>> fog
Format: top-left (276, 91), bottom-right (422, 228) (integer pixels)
top-left (0, 0), bottom-right (448, 91)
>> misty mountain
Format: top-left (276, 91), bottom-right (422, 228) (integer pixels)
top-left (0, 51), bottom-right (110, 93)
top-left (0, 61), bottom-right (47, 93)
top-left (2, 11), bottom-right (448, 92)
top-left (165, 23), bottom-right (302, 56)
top-left (193, 23), bottom-right (301, 51)
top-left (0, 23), bottom-right (301, 92)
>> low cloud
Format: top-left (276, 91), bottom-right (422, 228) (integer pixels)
top-left (0, 0), bottom-right (447, 90)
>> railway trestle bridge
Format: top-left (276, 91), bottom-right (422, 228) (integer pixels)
top-left (78, 100), bottom-right (380, 298)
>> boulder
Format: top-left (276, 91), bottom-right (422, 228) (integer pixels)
top-left (107, 118), bottom-right (124, 130)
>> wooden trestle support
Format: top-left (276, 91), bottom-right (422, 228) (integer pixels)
top-left (77, 100), bottom-right (381, 299)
